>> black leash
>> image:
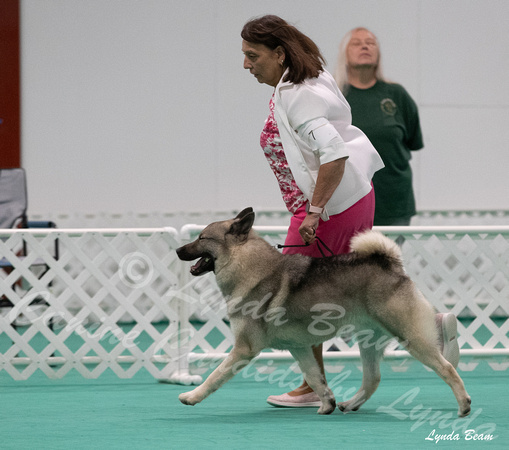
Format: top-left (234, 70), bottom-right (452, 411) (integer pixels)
top-left (277, 236), bottom-right (334, 257)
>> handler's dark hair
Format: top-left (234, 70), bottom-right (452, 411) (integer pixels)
top-left (241, 15), bottom-right (325, 84)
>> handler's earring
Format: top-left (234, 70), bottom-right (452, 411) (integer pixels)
top-left (280, 59), bottom-right (284, 66)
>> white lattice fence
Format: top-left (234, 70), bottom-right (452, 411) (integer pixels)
top-left (2, 225), bottom-right (508, 382)
top-left (0, 228), bottom-right (184, 380)
top-left (175, 225), bottom-right (509, 379)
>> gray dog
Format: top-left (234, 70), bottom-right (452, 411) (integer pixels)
top-left (176, 207), bottom-right (471, 416)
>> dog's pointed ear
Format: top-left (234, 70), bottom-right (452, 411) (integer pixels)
top-left (234, 207), bottom-right (254, 221)
top-left (229, 207), bottom-right (255, 238)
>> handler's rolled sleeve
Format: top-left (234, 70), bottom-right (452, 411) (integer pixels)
top-left (297, 117), bottom-right (349, 165)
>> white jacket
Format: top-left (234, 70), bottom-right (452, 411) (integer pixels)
top-left (273, 69), bottom-right (384, 219)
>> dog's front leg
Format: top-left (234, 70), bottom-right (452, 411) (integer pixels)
top-left (290, 347), bottom-right (336, 415)
top-left (179, 346), bottom-right (258, 406)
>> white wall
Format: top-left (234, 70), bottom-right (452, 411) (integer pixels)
top-left (19, 0), bottom-right (509, 221)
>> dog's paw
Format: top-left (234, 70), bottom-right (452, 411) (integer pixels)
top-left (337, 401), bottom-right (361, 413)
top-left (458, 396), bottom-right (472, 417)
top-left (179, 391), bottom-right (199, 406)
top-left (317, 399), bottom-right (336, 415)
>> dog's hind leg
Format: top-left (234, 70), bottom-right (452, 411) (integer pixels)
top-left (374, 288), bottom-right (471, 417)
top-left (289, 347), bottom-right (336, 415)
top-left (337, 329), bottom-right (386, 413)
top-left (404, 339), bottom-right (471, 417)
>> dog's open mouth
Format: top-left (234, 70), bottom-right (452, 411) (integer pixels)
top-left (190, 254), bottom-right (215, 276)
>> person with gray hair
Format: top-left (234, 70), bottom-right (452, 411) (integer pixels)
top-left (334, 27), bottom-right (422, 226)
top-left (334, 25), bottom-right (460, 377)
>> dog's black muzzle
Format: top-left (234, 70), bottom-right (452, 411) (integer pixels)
top-left (176, 245), bottom-right (215, 276)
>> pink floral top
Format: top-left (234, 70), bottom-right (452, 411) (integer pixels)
top-left (260, 95), bottom-right (306, 214)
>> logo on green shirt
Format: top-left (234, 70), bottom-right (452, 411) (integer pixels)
top-left (380, 98), bottom-right (397, 116)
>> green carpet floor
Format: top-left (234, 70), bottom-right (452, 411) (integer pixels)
top-left (1, 359), bottom-right (506, 450)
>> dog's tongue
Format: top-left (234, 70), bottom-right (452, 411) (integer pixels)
top-left (190, 256), bottom-right (213, 276)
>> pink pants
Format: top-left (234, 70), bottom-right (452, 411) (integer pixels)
top-left (282, 188), bottom-right (375, 257)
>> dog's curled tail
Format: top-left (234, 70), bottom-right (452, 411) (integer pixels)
top-left (350, 230), bottom-right (404, 269)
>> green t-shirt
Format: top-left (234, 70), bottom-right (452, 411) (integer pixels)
top-left (345, 81), bottom-right (423, 225)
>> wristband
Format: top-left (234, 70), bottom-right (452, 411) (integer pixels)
top-left (308, 204), bottom-right (324, 214)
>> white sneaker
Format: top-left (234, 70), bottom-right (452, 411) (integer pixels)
top-left (267, 391), bottom-right (321, 408)
top-left (437, 312), bottom-right (460, 368)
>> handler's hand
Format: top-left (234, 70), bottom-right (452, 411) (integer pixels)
top-left (299, 213), bottom-right (320, 244)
